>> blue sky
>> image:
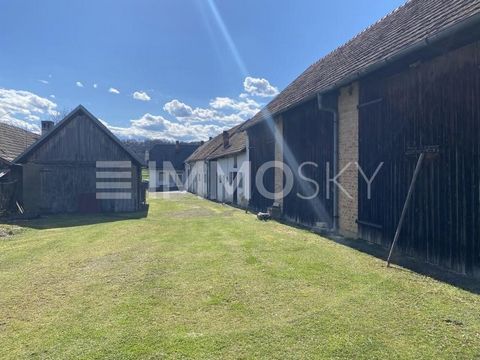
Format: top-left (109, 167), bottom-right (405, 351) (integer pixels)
top-left (0, 0), bottom-right (405, 141)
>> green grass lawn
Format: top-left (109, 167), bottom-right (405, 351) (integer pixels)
top-left (0, 193), bottom-right (479, 359)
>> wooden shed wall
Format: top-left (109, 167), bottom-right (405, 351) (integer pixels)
top-left (358, 40), bottom-right (480, 276)
top-left (247, 121), bottom-right (275, 212)
top-left (21, 114), bottom-right (141, 213)
top-left (282, 99), bottom-right (334, 226)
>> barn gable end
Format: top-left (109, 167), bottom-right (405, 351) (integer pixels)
top-left (16, 106), bottom-right (143, 214)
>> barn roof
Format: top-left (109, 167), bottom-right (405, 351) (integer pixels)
top-left (244, 0), bottom-right (480, 128)
top-left (208, 129), bottom-right (246, 160)
top-left (186, 124), bottom-right (243, 163)
top-left (149, 142), bottom-right (200, 170)
top-left (0, 122), bottom-right (40, 164)
top-left (14, 105), bottom-right (143, 166)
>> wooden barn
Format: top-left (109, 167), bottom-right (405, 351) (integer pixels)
top-left (245, 119), bottom-right (276, 213)
top-left (14, 105), bottom-right (145, 214)
top-left (244, 0), bottom-right (480, 276)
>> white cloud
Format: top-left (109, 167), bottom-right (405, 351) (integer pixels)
top-left (164, 96), bottom-right (261, 125)
top-left (104, 113), bottom-right (225, 141)
top-left (109, 87), bottom-right (120, 94)
top-left (26, 114), bottom-right (40, 121)
top-left (0, 88), bottom-right (58, 133)
top-left (210, 97), bottom-right (259, 116)
top-left (101, 76), bottom-right (276, 141)
top-left (243, 76), bottom-right (279, 97)
top-left (93, 83), bottom-right (98, 89)
top-left (38, 79), bottom-right (49, 84)
top-left (163, 99), bottom-right (194, 118)
top-left (50, 94), bottom-right (56, 99)
top-left (132, 91), bottom-right (151, 102)
top-left (76, 81), bottom-right (84, 88)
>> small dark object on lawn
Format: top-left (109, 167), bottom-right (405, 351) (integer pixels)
top-left (268, 202), bottom-right (282, 219)
top-left (257, 212), bottom-right (271, 221)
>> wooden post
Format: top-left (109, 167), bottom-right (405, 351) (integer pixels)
top-left (387, 152), bottom-right (425, 267)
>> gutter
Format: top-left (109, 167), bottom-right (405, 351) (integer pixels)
top-left (246, 11), bottom-right (480, 129)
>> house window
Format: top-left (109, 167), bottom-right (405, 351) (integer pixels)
top-left (233, 155), bottom-right (237, 168)
top-left (238, 173), bottom-right (243, 189)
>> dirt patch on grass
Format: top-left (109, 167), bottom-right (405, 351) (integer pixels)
top-left (166, 207), bottom-right (217, 219)
top-left (0, 224), bottom-right (25, 239)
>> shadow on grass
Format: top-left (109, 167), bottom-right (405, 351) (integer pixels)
top-left (333, 235), bottom-right (480, 296)
top-left (274, 217), bottom-right (480, 296)
top-left (7, 205), bottom-right (149, 230)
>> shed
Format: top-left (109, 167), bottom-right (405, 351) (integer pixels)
top-left (15, 105), bottom-right (145, 214)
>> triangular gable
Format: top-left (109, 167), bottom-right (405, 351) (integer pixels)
top-left (14, 105), bottom-right (142, 166)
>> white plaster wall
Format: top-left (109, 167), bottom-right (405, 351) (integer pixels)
top-left (187, 161), bottom-right (208, 197)
top-left (215, 152), bottom-right (249, 206)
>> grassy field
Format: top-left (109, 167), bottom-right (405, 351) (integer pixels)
top-left (0, 193), bottom-right (479, 359)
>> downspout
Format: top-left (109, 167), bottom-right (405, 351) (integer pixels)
top-left (317, 93), bottom-right (339, 233)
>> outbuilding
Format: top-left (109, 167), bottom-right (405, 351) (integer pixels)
top-left (15, 105), bottom-right (145, 214)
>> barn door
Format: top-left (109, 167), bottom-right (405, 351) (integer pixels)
top-left (359, 41), bottom-right (480, 274)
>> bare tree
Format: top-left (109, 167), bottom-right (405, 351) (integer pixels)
top-left (49, 107), bottom-right (71, 124)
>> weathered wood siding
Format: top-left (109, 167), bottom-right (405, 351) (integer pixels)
top-left (358, 40), bottom-right (480, 276)
top-left (247, 121), bottom-right (275, 212)
top-left (282, 99), bottom-right (334, 226)
top-left (22, 113), bottom-right (141, 213)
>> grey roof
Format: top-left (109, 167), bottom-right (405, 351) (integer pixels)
top-left (186, 124), bottom-right (244, 162)
top-left (0, 122), bottom-right (40, 164)
top-left (15, 105), bottom-right (143, 166)
top-left (208, 130), bottom-right (246, 160)
top-left (245, 0), bottom-right (480, 128)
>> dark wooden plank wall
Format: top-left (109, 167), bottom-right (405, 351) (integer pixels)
top-left (247, 121), bottom-right (275, 212)
top-left (282, 99), bottom-right (334, 226)
top-left (22, 114), bottom-right (141, 213)
top-left (358, 40), bottom-right (480, 276)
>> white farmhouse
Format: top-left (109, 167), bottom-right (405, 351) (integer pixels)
top-left (208, 129), bottom-right (249, 207)
top-left (185, 124), bottom-right (250, 207)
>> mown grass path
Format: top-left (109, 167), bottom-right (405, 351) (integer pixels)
top-left (0, 193), bottom-right (479, 359)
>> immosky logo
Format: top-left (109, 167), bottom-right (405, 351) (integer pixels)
top-left (148, 160), bottom-right (383, 201)
top-left (96, 161), bottom-right (133, 199)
